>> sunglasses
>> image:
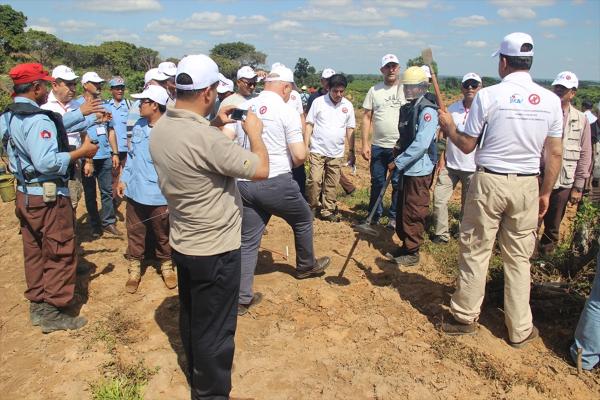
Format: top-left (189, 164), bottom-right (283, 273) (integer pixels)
top-left (462, 80), bottom-right (480, 89)
top-left (111, 86), bottom-right (125, 90)
top-left (240, 79), bottom-right (257, 87)
top-left (140, 99), bottom-right (154, 105)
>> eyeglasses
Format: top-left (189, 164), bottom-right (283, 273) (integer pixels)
top-left (140, 99), bottom-right (154, 105)
top-left (240, 79), bottom-right (257, 87)
top-left (111, 86), bottom-right (125, 91)
top-left (462, 80), bottom-right (480, 89)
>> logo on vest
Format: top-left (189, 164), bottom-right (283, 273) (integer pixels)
top-left (259, 106), bottom-right (267, 114)
top-left (342, 107), bottom-right (348, 113)
top-left (510, 94), bottom-right (523, 104)
top-left (424, 113), bottom-right (432, 122)
top-left (528, 94), bottom-right (540, 105)
top-left (291, 95), bottom-right (296, 100)
top-left (40, 130), bottom-right (52, 139)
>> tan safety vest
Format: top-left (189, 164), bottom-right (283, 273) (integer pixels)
top-left (555, 105), bottom-right (587, 189)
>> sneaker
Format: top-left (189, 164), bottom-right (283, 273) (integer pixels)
top-left (320, 213), bottom-right (341, 222)
top-left (441, 319), bottom-right (478, 336)
top-left (103, 224), bottom-right (123, 236)
top-left (296, 256), bottom-right (331, 279)
top-left (39, 303), bottom-right (87, 333)
top-left (30, 301), bottom-right (43, 326)
top-left (431, 235), bottom-right (449, 244)
top-left (91, 226), bottom-right (102, 239)
top-left (238, 292), bottom-right (263, 316)
top-left (385, 249), bottom-right (419, 266)
top-left (509, 326), bottom-right (539, 349)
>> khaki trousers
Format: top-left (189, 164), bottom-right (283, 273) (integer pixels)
top-left (432, 167), bottom-right (474, 241)
top-left (306, 152), bottom-right (343, 216)
top-left (68, 161), bottom-right (83, 210)
top-left (450, 171), bottom-right (538, 343)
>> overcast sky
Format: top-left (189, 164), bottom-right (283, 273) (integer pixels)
top-left (8, 0), bottom-right (600, 80)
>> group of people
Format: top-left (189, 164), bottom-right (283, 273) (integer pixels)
top-left (1, 29), bottom-right (599, 399)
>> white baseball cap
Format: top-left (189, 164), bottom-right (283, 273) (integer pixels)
top-left (145, 68), bottom-right (169, 84)
top-left (81, 71), bottom-right (104, 84)
top-left (52, 65), bottom-right (78, 81)
top-left (217, 73), bottom-right (234, 93)
top-left (421, 65), bottom-right (432, 79)
top-left (271, 62), bottom-right (285, 70)
top-left (158, 61), bottom-right (177, 77)
top-left (492, 32), bottom-right (534, 57)
top-left (265, 66), bottom-right (294, 83)
top-left (552, 71), bottom-right (579, 89)
top-left (237, 66), bottom-right (257, 80)
top-left (381, 54), bottom-right (399, 68)
top-left (321, 68), bottom-right (335, 79)
top-left (131, 85), bottom-right (169, 106)
top-left (462, 72), bottom-right (482, 83)
top-left (176, 54), bottom-right (220, 90)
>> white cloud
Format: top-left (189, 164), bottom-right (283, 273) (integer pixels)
top-left (376, 29), bottom-right (414, 39)
top-left (95, 29), bottom-right (140, 43)
top-left (58, 20), bottom-right (97, 32)
top-left (366, 0), bottom-right (429, 8)
top-left (284, 6), bottom-right (389, 26)
top-left (157, 34), bottom-right (182, 45)
top-left (497, 7), bottom-right (536, 19)
top-left (539, 18), bottom-right (566, 27)
top-left (450, 15), bottom-right (490, 27)
top-left (491, 0), bottom-right (554, 6)
top-left (79, 0), bottom-right (162, 12)
top-left (465, 40), bottom-right (488, 48)
top-left (146, 13), bottom-right (268, 32)
top-left (268, 20), bottom-right (301, 31)
top-left (543, 32), bottom-right (557, 38)
top-left (208, 30), bottom-right (231, 37)
top-left (27, 25), bottom-right (56, 34)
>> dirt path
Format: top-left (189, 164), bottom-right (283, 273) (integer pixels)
top-left (1, 172), bottom-right (599, 399)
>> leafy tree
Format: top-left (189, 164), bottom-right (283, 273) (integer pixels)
top-left (294, 57), bottom-right (311, 84)
top-left (21, 29), bottom-right (65, 66)
top-left (133, 46), bottom-right (159, 72)
top-left (0, 5), bottom-right (27, 54)
top-left (210, 42), bottom-right (266, 69)
top-left (406, 55), bottom-right (438, 76)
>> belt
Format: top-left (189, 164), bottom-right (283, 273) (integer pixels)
top-left (20, 179), bottom-right (67, 188)
top-left (477, 167), bottom-right (538, 177)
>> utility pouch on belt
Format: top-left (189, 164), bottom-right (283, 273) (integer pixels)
top-left (42, 181), bottom-right (57, 203)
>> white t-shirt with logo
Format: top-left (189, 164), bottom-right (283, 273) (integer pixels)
top-left (307, 95), bottom-right (356, 158)
top-left (446, 100), bottom-right (476, 172)
top-left (464, 71), bottom-right (563, 174)
top-left (288, 90), bottom-right (304, 115)
top-left (41, 91), bottom-right (83, 148)
top-left (235, 90), bottom-right (303, 180)
top-left (362, 82), bottom-right (405, 148)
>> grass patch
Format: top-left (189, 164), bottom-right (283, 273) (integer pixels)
top-left (90, 359), bottom-right (158, 400)
top-left (92, 309), bottom-right (140, 353)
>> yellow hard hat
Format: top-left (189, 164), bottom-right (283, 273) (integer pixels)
top-left (401, 66), bottom-right (428, 85)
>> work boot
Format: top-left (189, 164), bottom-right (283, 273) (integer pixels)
top-left (296, 256), bottom-right (331, 279)
top-left (125, 259), bottom-right (142, 294)
top-left (160, 260), bottom-right (177, 289)
top-left (39, 303), bottom-right (87, 334)
top-left (30, 301), bottom-right (43, 326)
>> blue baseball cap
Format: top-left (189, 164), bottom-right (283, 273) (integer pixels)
top-left (109, 76), bottom-right (125, 87)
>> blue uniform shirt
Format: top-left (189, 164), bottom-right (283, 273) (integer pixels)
top-left (393, 104), bottom-right (438, 176)
top-left (73, 96), bottom-right (112, 160)
top-left (0, 97), bottom-right (71, 196)
top-left (120, 118), bottom-right (166, 206)
top-left (105, 99), bottom-right (129, 152)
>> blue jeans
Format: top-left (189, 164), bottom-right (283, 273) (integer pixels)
top-left (82, 157), bottom-right (116, 228)
top-left (571, 248), bottom-right (600, 370)
top-left (369, 145), bottom-right (399, 222)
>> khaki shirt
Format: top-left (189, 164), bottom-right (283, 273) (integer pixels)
top-left (149, 106), bottom-right (259, 256)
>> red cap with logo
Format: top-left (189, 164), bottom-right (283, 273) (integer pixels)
top-left (9, 63), bottom-right (55, 85)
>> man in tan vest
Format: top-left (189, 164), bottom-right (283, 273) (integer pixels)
top-left (539, 71), bottom-right (592, 256)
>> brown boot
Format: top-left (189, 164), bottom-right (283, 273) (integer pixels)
top-left (125, 259), bottom-right (142, 293)
top-left (160, 260), bottom-right (177, 289)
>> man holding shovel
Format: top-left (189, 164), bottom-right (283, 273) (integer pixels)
top-left (385, 66), bottom-right (438, 266)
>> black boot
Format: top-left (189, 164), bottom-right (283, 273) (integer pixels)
top-left (30, 301), bottom-right (43, 326)
top-left (39, 303), bottom-right (87, 334)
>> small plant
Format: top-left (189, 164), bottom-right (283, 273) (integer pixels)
top-left (90, 359), bottom-right (158, 400)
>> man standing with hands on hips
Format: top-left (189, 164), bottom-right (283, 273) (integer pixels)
top-left (438, 32), bottom-right (563, 349)
top-left (1, 63), bottom-right (99, 333)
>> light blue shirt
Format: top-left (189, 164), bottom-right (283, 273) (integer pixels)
top-left (126, 99), bottom-right (141, 135)
top-left (393, 104), bottom-right (438, 176)
top-left (105, 98), bottom-right (129, 152)
top-left (0, 97), bottom-right (71, 196)
top-left (120, 118), bottom-right (166, 206)
top-left (73, 96), bottom-right (112, 159)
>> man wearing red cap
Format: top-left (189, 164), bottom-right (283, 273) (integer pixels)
top-left (0, 63), bottom-right (99, 333)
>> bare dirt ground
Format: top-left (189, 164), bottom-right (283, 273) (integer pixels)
top-left (1, 158), bottom-right (600, 400)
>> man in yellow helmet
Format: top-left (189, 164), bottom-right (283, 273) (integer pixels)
top-left (385, 66), bottom-right (438, 266)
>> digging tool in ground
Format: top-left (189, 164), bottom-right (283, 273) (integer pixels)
top-left (327, 172), bottom-right (395, 285)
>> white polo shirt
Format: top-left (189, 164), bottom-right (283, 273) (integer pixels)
top-left (307, 94), bottom-right (356, 158)
top-left (464, 71), bottom-right (563, 174)
top-left (41, 91), bottom-right (83, 148)
top-left (288, 90), bottom-right (304, 115)
top-left (446, 100), bottom-right (476, 172)
top-left (235, 90), bottom-right (303, 180)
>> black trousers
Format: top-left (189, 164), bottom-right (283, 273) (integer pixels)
top-left (173, 248), bottom-right (241, 400)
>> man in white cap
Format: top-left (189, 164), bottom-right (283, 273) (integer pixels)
top-left (438, 32), bottom-right (563, 349)
top-left (41, 65), bottom-right (105, 210)
top-left (116, 85), bottom-right (176, 293)
top-left (126, 67), bottom-right (170, 136)
top-left (149, 54), bottom-right (269, 399)
top-left (158, 61), bottom-right (177, 101)
top-left (538, 71), bottom-right (591, 256)
top-left (431, 72), bottom-right (482, 244)
top-left (77, 71), bottom-right (122, 238)
top-left (233, 65), bottom-right (331, 316)
top-left (361, 54), bottom-right (406, 229)
top-left (306, 67), bottom-right (335, 113)
top-left (219, 65), bottom-right (259, 138)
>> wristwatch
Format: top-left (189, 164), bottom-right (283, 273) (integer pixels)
top-left (111, 152), bottom-right (119, 156)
